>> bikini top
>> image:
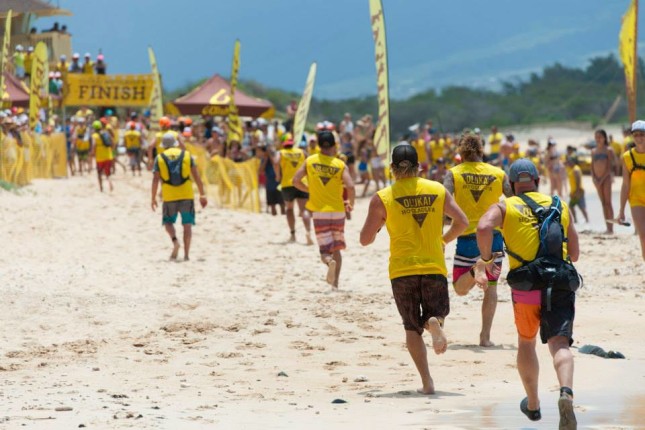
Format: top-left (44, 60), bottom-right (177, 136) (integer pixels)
top-left (592, 152), bottom-right (609, 161)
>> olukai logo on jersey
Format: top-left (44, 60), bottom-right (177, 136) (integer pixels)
top-left (514, 204), bottom-right (540, 227)
top-left (394, 194), bottom-right (438, 227)
top-left (283, 151), bottom-right (301, 168)
top-left (460, 173), bottom-right (497, 202)
top-left (312, 163), bottom-right (340, 185)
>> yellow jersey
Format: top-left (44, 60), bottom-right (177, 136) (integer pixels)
top-left (377, 177), bottom-right (447, 279)
top-left (279, 147), bottom-right (305, 188)
top-left (412, 139), bottom-right (428, 164)
top-left (124, 130), bottom-right (142, 149)
top-left (450, 161), bottom-right (505, 235)
top-left (155, 147), bottom-right (194, 202)
top-left (92, 132), bottom-right (113, 162)
top-left (82, 61), bottom-right (94, 74)
top-left (155, 130), bottom-right (179, 151)
top-left (502, 192), bottom-right (570, 270)
top-left (488, 132), bottom-right (504, 155)
top-left (75, 126), bottom-right (90, 151)
top-left (623, 149), bottom-right (645, 207)
top-left (430, 139), bottom-right (444, 163)
top-left (566, 165), bottom-right (583, 194)
top-left (305, 153), bottom-right (346, 212)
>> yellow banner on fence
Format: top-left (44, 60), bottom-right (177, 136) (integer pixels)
top-left (29, 42), bottom-right (48, 130)
top-left (228, 40), bottom-right (243, 143)
top-left (148, 47), bottom-right (164, 128)
top-left (369, 0), bottom-right (391, 162)
top-left (1, 131), bottom-right (67, 185)
top-left (63, 74), bottom-right (154, 107)
top-left (293, 62), bottom-right (317, 144)
top-left (0, 9), bottom-right (12, 104)
top-left (619, 0), bottom-right (638, 123)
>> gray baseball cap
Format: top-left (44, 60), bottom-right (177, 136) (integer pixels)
top-left (509, 158), bottom-right (539, 183)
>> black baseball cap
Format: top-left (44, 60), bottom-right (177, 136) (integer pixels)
top-left (317, 130), bottom-right (336, 148)
top-left (391, 143), bottom-right (418, 166)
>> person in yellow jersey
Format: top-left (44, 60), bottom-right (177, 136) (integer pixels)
top-left (148, 117), bottom-right (180, 170)
top-left (618, 120), bottom-right (645, 261)
top-left (274, 137), bottom-right (313, 244)
top-left (124, 121), bottom-right (143, 176)
top-left (91, 120), bottom-right (114, 192)
top-left (151, 133), bottom-right (207, 261)
top-left (74, 117), bottom-right (91, 175)
top-left (476, 159), bottom-right (579, 428)
top-left (82, 53), bottom-right (95, 75)
top-left (564, 157), bottom-right (589, 224)
top-left (443, 133), bottom-right (512, 346)
top-left (293, 130), bottom-right (355, 289)
top-left (487, 125), bottom-right (504, 165)
top-left (429, 134), bottom-right (444, 167)
top-left (360, 144), bottom-right (468, 394)
top-left (412, 133), bottom-right (430, 178)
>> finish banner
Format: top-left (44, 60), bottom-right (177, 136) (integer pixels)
top-left (369, 0), bottom-right (391, 162)
top-left (227, 39), bottom-right (243, 143)
top-left (619, 0), bottom-right (638, 122)
top-left (0, 9), bottom-right (12, 103)
top-left (293, 62), bottom-right (317, 145)
top-left (63, 73), bottom-right (154, 107)
top-left (29, 42), bottom-right (48, 130)
top-left (148, 46), bottom-right (164, 128)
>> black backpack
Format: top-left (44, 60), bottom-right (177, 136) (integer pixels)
top-left (99, 131), bottom-right (113, 147)
top-left (505, 194), bottom-right (581, 294)
top-left (160, 150), bottom-right (190, 186)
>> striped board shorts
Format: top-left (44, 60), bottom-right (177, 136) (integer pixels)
top-left (453, 231), bottom-right (504, 283)
top-left (312, 212), bottom-right (346, 256)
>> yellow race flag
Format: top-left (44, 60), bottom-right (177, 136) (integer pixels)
top-left (293, 62), bottom-right (317, 146)
top-left (0, 9), bottom-right (12, 105)
top-left (228, 39), bottom-right (243, 143)
top-left (369, 0), bottom-right (391, 162)
top-left (620, 0), bottom-right (639, 123)
top-left (148, 46), bottom-right (164, 130)
top-left (29, 42), bottom-right (48, 130)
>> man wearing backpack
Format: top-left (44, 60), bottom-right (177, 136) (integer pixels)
top-left (91, 120), bottom-right (114, 192)
top-left (151, 133), bottom-right (207, 261)
top-left (618, 120), bottom-right (645, 261)
top-left (475, 159), bottom-right (580, 430)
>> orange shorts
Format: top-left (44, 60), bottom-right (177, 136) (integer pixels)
top-left (513, 302), bottom-right (540, 340)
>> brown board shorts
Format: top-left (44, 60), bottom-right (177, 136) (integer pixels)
top-left (391, 274), bottom-right (449, 335)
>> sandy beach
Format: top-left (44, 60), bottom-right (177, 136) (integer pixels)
top-left (1, 130), bottom-right (644, 429)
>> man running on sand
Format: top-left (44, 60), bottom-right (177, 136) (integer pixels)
top-left (91, 120), bottom-right (114, 192)
top-left (151, 133), bottom-right (207, 261)
top-left (360, 144), bottom-right (468, 394)
top-left (293, 130), bottom-right (355, 289)
top-left (476, 159), bottom-right (579, 429)
top-left (274, 136), bottom-right (313, 244)
top-left (443, 132), bottom-right (512, 346)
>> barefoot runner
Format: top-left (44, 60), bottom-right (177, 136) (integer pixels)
top-left (360, 144), bottom-right (468, 394)
top-left (274, 136), bottom-right (313, 244)
top-left (618, 120), bottom-right (645, 261)
top-left (151, 133), bottom-right (207, 261)
top-left (91, 120), bottom-right (114, 192)
top-left (293, 130), bottom-right (355, 289)
top-left (443, 133), bottom-right (512, 346)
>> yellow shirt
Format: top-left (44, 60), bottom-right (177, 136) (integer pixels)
top-left (155, 147), bottom-right (194, 202)
top-left (155, 130), bottom-right (179, 151)
top-left (430, 139), bottom-right (444, 163)
top-left (279, 147), bottom-right (305, 187)
top-left (124, 130), bottom-right (142, 149)
top-left (488, 132), bottom-right (504, 155)
top-left (92, 132), bottom-right (113, 162)
top-left (566, 165), bottom-right (583, 194)
top-left (623, 149), bottom-right (645, 207)
top-left (503, 192), bottom-right (570, 270)
top-left (450, 161), bottom-right (505, 235)
top-left (377, 177), bottom-right (447, 279)
top-left (412, 139), bottom-right (428, 164)
top-left (82, 61), bottom-right (94, 74)
top-left (610, 140), bottom-right (624, 157)
top-left (305, 153), bottom-right (346, 212)
top-left (75, 125), bottom-right (90, 151)
top-left (24, 53), bottom-right (33, 74)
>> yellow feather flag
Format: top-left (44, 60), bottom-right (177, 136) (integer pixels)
top-left (148, 46), bottom-right (164, 130)
top-left (227, 39), bottom-right (243, 143)
top-left (619, 0), bottom-right (639, 123)
top-left (0, 9), bottom-right (12, 105)
top-left (293, 62), bottom-right (317, 146)
top-left (29, 42), bottom-right (48, 130)
top-left (369, 0), bottom-right (391, 163)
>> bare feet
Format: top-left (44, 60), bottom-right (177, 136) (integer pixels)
top-left (326, 259), bottom-right (337, 286)
top-left (170, 240), bottom-right (180, 260)
top-left (424, 317), bottom-right (447, 354)
top-left (416, 383), bottom-right (435, 395)
top-left (479, 338), bottom-right (495, 347)
top-left (305, 233), bottom-right (314, 246)
top-left (184, 256), bottom-right (190, 261)
top-left (288, 234), bottom-right (296, 243)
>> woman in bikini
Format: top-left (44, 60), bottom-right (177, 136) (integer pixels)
top-left (591, 129), bottom-right (616, 234)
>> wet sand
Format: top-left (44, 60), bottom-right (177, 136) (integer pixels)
top-left (0, 148), bottom-right (644, 429)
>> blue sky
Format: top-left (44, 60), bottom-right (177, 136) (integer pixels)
top-left (37, 0), bottom-right (638, 99)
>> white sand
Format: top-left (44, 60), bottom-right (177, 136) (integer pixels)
top-left (1, 125), bottom-right (644, 429)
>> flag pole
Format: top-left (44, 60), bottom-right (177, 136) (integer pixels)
top-left (634, 0), bottom-right (639, 122)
